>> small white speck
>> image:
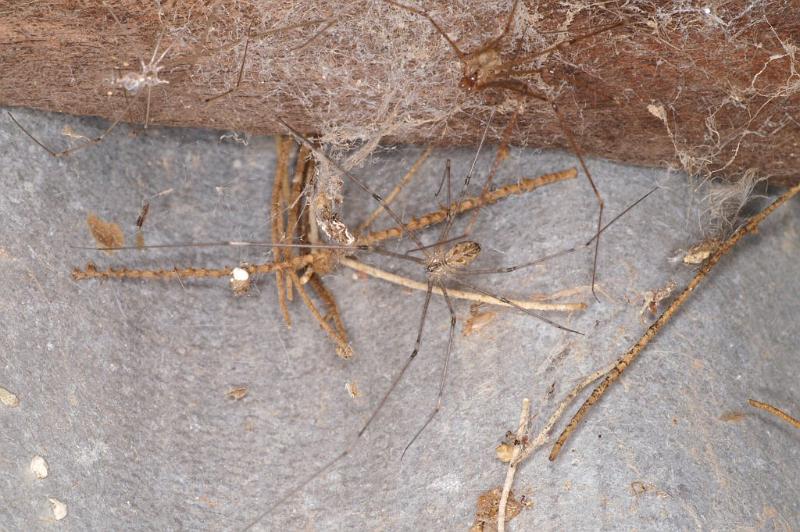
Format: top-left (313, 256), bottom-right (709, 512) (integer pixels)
top-left (30, 455), bottom-right (49, 479)
top-left (232, 159), bottom-right (242, 169)
top-left (232, 267), bottom-right (249, 282)
top-left (48, 498), bottom-right (67, 520)
top-left (46, 342), bottom-right (54, 351)
top-left (702, 6), bottom-right (711, 14)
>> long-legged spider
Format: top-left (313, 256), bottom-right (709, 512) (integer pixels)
top-left (231, 117), bottom-right (653, 526)
top-left (7, 33), bottom-right (173, 158)
top-left (73, 137), bottom-right (585, 356)
top-left (384, 0), bottom-right (626, 301)
top-left (72, 118), bottom-right (653, 529)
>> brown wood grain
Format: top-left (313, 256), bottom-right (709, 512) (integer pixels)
top-left (1, 1), bottom-right (798, 183)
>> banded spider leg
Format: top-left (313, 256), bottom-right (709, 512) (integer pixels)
top-left (384, 0), bottom-right (627, 300)
top-left (235, 116), bottom-right (657, 528)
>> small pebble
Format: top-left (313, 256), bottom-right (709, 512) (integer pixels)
top-left (0, 386), bottom-right (19, 407)
top-left (30, 456), bottom-right (48, 479)
top-left (230, 267), bottom-right (251, 295)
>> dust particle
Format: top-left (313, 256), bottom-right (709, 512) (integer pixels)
top-left (87, 213), bottom-right (124, 253)
top-left (230, 267), bottom-right (251, 295)
top-left (630, 481), bottom-right (649, 496)
top-left (463, 304), bottom-right (497, 336)
top-left (345, 381), bottom-right (361, 398)
top-left (683, 239), bottom-right (720, 264)
top-left (226, 386), bottom-right (248, 400)
top-left (470, 487), bottom-right (523, 531)
top-left (647, 103), bottom-right (667, 122)
top-left (0, 386), bottom-right (19, 407)
top-left (495, 442), bottom-right (514, 463)
top-left (720, 411), bottom-right (747, 422)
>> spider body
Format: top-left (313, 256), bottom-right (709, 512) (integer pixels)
top-left (427, 240), bottom-right (481, 278)
top-left (460, 49), bottom-right (503, 91)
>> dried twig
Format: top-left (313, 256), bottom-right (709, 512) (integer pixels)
top-left (339, 257), bottom-right (586, 312)
top-left (72, 253), bottom-right (317, 280)
top-left (357, 169), bottom-right (577, 246)
top-left (288, 270), bottom-right (353, 358)
top-left (513, 363), bottom-right (614, 465)
top-left (549, 181), bottom-right (800, 461)
top-left (749, 399), bottom-right (800, 429)
top-left (498, 397), bottom-right (530, 532)
top-left (272, 136), bottom-right (295, 327)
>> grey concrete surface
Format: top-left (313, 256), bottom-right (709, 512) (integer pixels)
top-left (1, 107), bottom-right (798, 531)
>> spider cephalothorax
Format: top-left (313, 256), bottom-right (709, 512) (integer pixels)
top-left (459, 49), bottom-right (503, 91)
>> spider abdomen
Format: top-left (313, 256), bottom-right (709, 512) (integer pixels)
top-left (445, 241), bottom-right (481, 268)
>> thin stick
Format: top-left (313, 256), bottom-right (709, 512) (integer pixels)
top-left (288, 270), bottom-right (352, 358)
top-left (272, 137), bottom-right (294, 327)
top-left (357, 169), bottom-right (577, 245)
top-left (338, 257), bottom-right (585, 312)
top-left (513, 363), bottom-right (614, 465)
top-left (498, 397), bottom-right (530, 532)
top-left (749, 399), bottom-right (800, 429)
top-left (72, 253), bottom-right (317, 281)
top-left (308, 274), bottom-right (351, 352)
top-left (285, 144), bottom-right (312, 302)
top-left (358, 145), bottom-right (433, 233)
top-left (549, 181), bottom-right (800, 461)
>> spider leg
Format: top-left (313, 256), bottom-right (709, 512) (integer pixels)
top-left (550, 101), bottom-right (603, 302)
top-left (483, 0), bottom-right (521, 52)
top-left (494, 19), bottom-right (624, 76)
top-left (142, 85), bottom-right (151, 129)
top-left (436, 159), bottom-right (453, 244)
top-left (459, 246), bottom-right (580, 276)
top-left (8, 98), bottom-right (135, 158)
top-left (438, 109), bottom-right (495, 244)
top-left (401, 281), bottom-right (457, 459)
top-left (463, 107), bottom-right (519, 237)
top-left (479, 78), bottom-right (604, 301)
top-left (149, 31), bottom-right (163, 65)
top-left (243, 277), bottom-right (436, 522)
top-left (460, 185), bottom-right (658, 275)
top-left (359, 278), bottom-right (434, 437)
top-left (454, 276), bottom-right (582, 335)
top-left (383, 0), bottom-right (467, 58)
top-left (205, 24), bottom-right (253, 103)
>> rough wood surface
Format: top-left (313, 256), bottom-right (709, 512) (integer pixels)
top-left (1, 1), bottom-right (798, 183)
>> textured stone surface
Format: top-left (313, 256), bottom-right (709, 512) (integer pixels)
top-left (1, 108), bottom-right (798, 530)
